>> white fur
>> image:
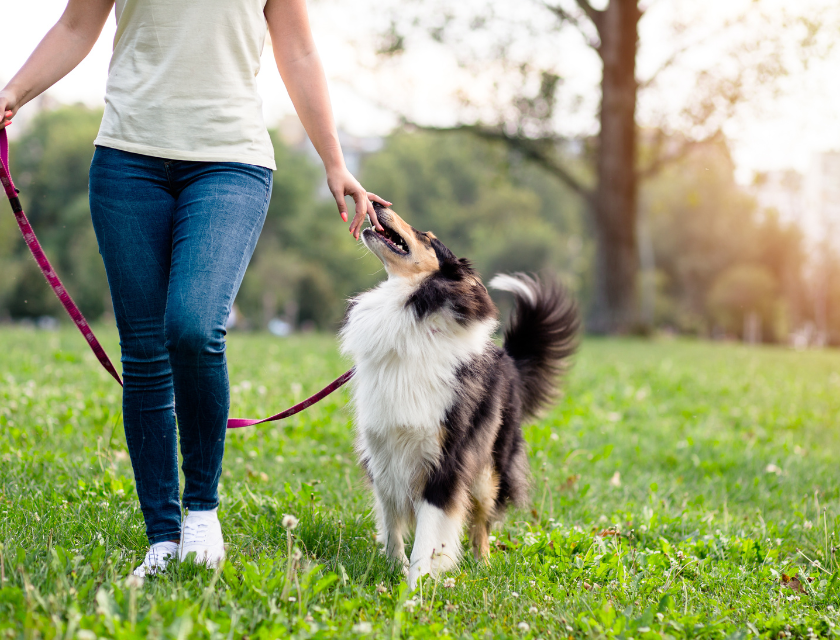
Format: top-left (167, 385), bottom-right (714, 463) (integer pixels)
top-left (409, 501), bottom-right (463, 588)
top-left (340, 275), bottom-right (497, 582)
top-left (489, 273), bottom-right (536, 305)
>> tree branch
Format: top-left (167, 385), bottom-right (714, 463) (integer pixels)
top-left (409, 122), bottom-right (593, 200)
top-left (575, 0), bottom-right (604, 34)
top-left (636, 130), bottom-right (723, 181)
top-left (546, 4), bottom-right (600, 50)
top-left (639, 12), bottom-right (761, 93)
top-left (638, 27), bottom-right (729, 91)
top-left (637, 42), bottom-right (694, 91)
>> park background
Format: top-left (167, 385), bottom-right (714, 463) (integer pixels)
top-left (2, 0), bottom-right (840, 638)
top-left (1, 0), bottom-right (840, 342)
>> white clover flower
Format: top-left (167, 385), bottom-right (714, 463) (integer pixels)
top-left (443, 577), bottom-right (456, 588)
top-left (529, 606), bottom-right (538, 614)
top-left (125, 575), bottom-right (143, 589)
top-left (282, 514), bottom-right (299, 530)
top-left (352, 621), bottom-right (372, 634)
top-left (403, 599), bottom-right (417, 612)
top-left (518, 622), bottom-right (530, 632)
top-left (375, 583), bottom-right (387, 594)
top-left (511, 591), bottom-right (519, 597)
top-left (289, 596), bottom-right (297, 602)
top-left (292, 548), bottom-right (303, 561)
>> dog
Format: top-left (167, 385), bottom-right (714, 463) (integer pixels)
top-left (340, 203), bottom-right (579, 587)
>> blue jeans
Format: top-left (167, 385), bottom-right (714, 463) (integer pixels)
top-left (89, 146), bottom-right (272, 544)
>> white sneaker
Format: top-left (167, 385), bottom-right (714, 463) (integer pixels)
top-left (179, 508), bottom-right (226, 567)
top-left (133, 541), bottom-right (179, 577)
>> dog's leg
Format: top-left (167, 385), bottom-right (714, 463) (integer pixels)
top-left (408, 500), bottom-right (464, 589)
top-left (374, 489), bottom-right (409, 573)
top-left (468, 465), bottom-right (499, 561)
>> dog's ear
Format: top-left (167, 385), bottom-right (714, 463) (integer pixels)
top-left (407, 240), bottom-right (496, 324)
top-left (430, 238), bottom-right (472, 281)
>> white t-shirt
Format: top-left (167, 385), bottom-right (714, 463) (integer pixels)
top-left (95, 0), bottom-right (276, 170)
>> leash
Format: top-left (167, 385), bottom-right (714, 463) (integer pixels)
top-left (0, 127), bottom-right (353, 429)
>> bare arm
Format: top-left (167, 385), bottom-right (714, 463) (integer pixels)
top-left (0, 0), bottom-right (114, 128)
top-left (265, 0), bottom-right (388, 238)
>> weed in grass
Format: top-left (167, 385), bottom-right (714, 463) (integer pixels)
top-left (0, 329), bottom-right (839, 637)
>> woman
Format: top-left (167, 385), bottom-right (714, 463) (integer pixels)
top-left (0, 0), bottom-right (387, 577)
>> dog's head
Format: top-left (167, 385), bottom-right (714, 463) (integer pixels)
top-left (362, 203), bottom-right (496, 325)
top-left (361, 203), bottom-right (450, 278)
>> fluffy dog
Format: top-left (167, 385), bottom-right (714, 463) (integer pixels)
top-left (340, 204), bottom-right (579, 587)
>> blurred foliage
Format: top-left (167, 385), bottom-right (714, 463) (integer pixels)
top-left (1, 106), bottom-right (107, 320)
top-left (640, 137), bottom-right (809, 342)
top-left (360, 130), bottom-right (590, 295)
top-left (1, 105), bottom-right (834, 343)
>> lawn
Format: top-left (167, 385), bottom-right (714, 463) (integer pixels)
top-left (1, 327), bottom-right (839, 639)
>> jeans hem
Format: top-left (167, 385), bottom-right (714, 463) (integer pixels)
top-left (149, 531), bottom-right (182, 545)
top-left (184, 501), bottom-right (220, 512)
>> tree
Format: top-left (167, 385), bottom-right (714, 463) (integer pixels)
top-left (370, 0), bottom-right (834, 333)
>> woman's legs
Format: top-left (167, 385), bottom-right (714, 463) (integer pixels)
top-left (90, 147), bottom-right (272, 545)
top-left (164, 159), bottom-right (271, 512)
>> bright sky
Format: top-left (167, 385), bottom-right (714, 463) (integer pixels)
top-left (2, 0), bottom-right (838, 184)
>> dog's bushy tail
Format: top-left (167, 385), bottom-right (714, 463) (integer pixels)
top-left (489, 274), bottom-right (580, 418)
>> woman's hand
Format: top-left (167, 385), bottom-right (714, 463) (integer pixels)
top-left (0, 90), bottom-right (18, 128)
top-left (326, 166), bottom-right (392, 239)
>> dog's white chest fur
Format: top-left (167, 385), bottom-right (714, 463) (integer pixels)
top-left (340, 278), bottom-right (496, 507)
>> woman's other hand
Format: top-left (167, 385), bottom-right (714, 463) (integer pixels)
top-left (0, 90), bottom-right (18, 128)
top-left (326, 166), bottom-right (391, 239)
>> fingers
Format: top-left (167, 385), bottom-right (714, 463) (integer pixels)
top-left (366, 192), bottom-right (390, 232)
top-left (327, 168), bottom-right (393, 240)
top-left (366, 200), bottom-right (381, 233)
top-left (333, 191), bottom-right (349, 223)
top-left (2, 110), bottom-right (12, 129)
top-left (367, 192), bottom-right (391, 207)
top-left (349, 190), bottom-right (369, 240)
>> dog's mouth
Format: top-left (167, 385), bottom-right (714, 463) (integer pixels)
top-left (370, 222), bottom-right (409, 255)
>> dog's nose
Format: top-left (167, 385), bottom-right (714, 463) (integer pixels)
top-left (372, 201), bottom-right (387, 212)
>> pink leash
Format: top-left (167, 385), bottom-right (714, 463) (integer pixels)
top-left (0, 127), bottom-right (353, 429)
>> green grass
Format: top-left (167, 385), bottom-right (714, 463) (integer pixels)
top-left (1, 328), bottom-right (839, 639)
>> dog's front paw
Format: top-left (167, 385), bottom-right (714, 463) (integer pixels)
top-left (408, 564), bottom-right (425, 591)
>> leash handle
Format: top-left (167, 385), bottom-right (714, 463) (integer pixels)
top-left (0, 125), bottom-right (18, 199)
top-left (1, 127), bottom-right (353, 427)
top-left (0, 127), bottom-right (124, 387)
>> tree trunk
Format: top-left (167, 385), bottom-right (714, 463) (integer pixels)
top-left (588, 0), bottom-right (641, 334)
